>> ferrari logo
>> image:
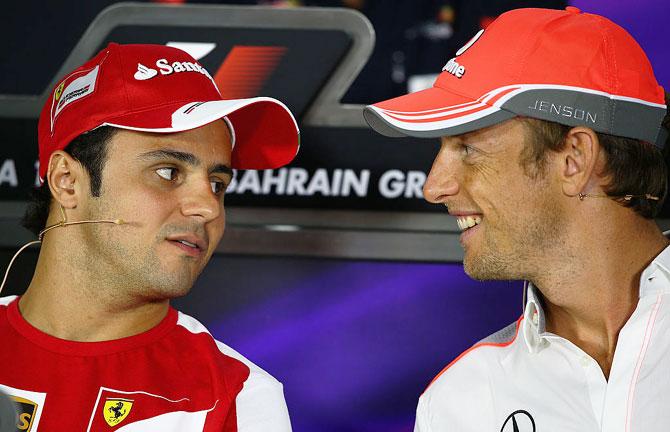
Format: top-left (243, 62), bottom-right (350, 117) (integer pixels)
top-left (103, 398), bottom-right (133, 427)
top-left (54, 82), bottom-right (65, 101)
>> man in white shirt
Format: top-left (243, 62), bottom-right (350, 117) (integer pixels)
top-left (365, 7), bottom-right (670, 431)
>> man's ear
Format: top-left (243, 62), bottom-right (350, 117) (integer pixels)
top-left (559, 127), bottom-right (602, 198)
top-left (46, 151), bottom-right (88, 210)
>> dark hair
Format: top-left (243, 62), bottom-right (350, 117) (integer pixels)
top-left (519, 93), bottom-right (670, 219)
top-left (21, 126), bottom-right (116, 236)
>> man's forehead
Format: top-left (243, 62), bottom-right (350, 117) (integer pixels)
top-left (110, 122), bottom-right (232, 162)
top-left (442, 118), bottom-right (525, 145)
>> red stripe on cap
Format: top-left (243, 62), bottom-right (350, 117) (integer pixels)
top-left (379, 99), bottom-right (484, 116)
top-left (377, 85), bottom-right (520, 121)
top-left (214, 46), bottom-right (287, 99)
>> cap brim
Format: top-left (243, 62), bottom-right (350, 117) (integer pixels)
top-left (364, 86), bottom-right (515, 138)
top-left (104, 97), bottom-right (299, 170)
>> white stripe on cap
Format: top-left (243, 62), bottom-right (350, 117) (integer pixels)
top-left (378, 101), bottom-right (489, 121)
top-left (222, 116), bottom-right (236, 150)
top-left (369, 104), bottom-right (501, 132)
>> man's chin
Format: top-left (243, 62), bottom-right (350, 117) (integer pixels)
top-left (463, 253), bottom-right (515, 281)
top-left (144, 283), bottom-right (194, 301)
top-left (145, 268), bottom-right (200, 300)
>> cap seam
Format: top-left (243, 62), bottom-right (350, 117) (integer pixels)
top-left (513, 14), bottom-right (545, 84)
top-left (596, 14), bottom-right (619, 133)
top-left (105, 99), bottom-right (202, 120)
top-left (600, 15), bottom-right (619, 95)
top-left (109, 45), bottom-right (131, 119)
top-left (432, 84), bottom-right (490, 108)
top-left (650, 116), bottom-right (664, 146)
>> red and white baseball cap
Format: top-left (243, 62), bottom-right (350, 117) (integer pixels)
top-left (38, 43), bottom-right (300, 181)
top-left (364, 7), bottom-right (668, 147)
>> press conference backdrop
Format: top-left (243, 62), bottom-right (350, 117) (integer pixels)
top-left (0, 1), bottom-right (668, 431)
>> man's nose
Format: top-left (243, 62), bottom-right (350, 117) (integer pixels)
top-left (423, 149), bottom-right (460, 204)
top-left (180, 178), bottom-right (222, 222)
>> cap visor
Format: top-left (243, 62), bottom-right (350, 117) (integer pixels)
top-left (364, 86), bottom-right (515, 138)
top-left (104, 97), bottom-right (299, 170)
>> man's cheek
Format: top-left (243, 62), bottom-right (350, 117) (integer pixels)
top-left (209, 222), bottom-right (226, 250)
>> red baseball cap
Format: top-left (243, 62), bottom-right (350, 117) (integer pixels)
top-left (38, 43), bottom-right (300, 181)
top-left (364, 7), bottom-right (667, 147)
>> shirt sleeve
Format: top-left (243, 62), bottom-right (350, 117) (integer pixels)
top-left (235, 367), bottom-right (292, 432)
top-left (414, 394), bottom-right (431, 432)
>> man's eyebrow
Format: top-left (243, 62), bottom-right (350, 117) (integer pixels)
top-left (137, 149), bottom-right (200, 166)
top-left (210, 164), bottom-right (233, 177)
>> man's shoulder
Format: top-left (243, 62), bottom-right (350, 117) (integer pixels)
top-left (423, 317), bottom-right (523, 398)
top-left (174, 310), bottom-right (290, 428)
top-left (173, 310), bottom-right (283, 389)
top-left (415, 317), bottom-right (524, 431)
top-left (0, 296), bottom-right (17, 307)
top-left (0, 296), bottom-right (17, 321)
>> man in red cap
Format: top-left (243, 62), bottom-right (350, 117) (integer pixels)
top-left (0, 43), bottom-right (299, 431)
top-left (366, 7), bottom-right (670, 431)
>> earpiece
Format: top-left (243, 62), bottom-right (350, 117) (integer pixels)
top-left (0, 217), bottom-right (126, 295)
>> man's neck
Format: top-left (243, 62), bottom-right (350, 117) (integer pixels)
top-left (18, 235), bottom-right (170, 342)
top-left (531, 214), bottom-right (668, 379)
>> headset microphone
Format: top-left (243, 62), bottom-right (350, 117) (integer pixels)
top-left (0, 216), bottom-right (126, 295)
top-left (38, 218), bottom-right (125, 241)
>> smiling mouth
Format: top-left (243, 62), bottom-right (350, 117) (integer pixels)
top-left (455, 215), bottom-right (482, 232)
top-left (177, 240), bottom-right (197, 248)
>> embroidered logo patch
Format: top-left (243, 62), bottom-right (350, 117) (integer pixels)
top-left (500, 410), bottom-right (536, 432)
top-left (442, 28), bottom-right (485, 79)
top-left (456, 28), bottom-right (484, 56)
top-left (0, 384), bottom-right (46, 432)
top-left (89, 387), bottom-right (218, 431)
top-left (50, 65), bottom-right (99, 133)
top-left (442, 57), bottom-right (466, 78)
top-left (134, 63), bottom-right (158, 81)
top-left (103, 398), bottom-right (134, 427)
top-left (54, 82), bottom-right (65, 102)
top-left (13, 396), bottom-right (38, 431)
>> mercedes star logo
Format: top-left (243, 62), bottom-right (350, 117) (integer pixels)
top-left (500, 410), bottom-right (536, 432)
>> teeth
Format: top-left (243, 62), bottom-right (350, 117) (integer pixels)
top-left (179, 240), bottom-right (197, 248)
top-left (456, 216), bottom-right (482, 232)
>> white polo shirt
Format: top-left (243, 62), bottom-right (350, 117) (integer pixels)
top-left (415, 245), bottom-right (670, 432)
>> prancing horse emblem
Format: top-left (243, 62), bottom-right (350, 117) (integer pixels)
top-left (103, 398), bottom-right (134, 427)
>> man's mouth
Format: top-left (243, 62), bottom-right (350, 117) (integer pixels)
top-left (168, 239), bottom-right (203, 257)
top-left (166, 234), bottom-right (208, 257)
top-left (455, 215), bottom-right (482, 232)
top-left (176, 240), bottom-right (198, 248)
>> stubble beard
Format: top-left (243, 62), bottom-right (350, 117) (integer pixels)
top-left (462, 192), bottom-right (565, 282)
top-left (80, 202), bottom-right (201, 304)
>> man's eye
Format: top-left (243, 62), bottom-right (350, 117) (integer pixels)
top-left (156, 167), bottom-right (177, 180)
top-left (211, 181), bottom-right (226, 194)
top-left (461, 144), bottom-right (478, 157)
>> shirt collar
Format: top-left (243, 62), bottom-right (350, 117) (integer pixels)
top-left (522, 282), bottom-right (549, 354)
top-left (639, 242), bottom-right (670, 298)
top-left (521, 242), bottom-right (670, 354)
